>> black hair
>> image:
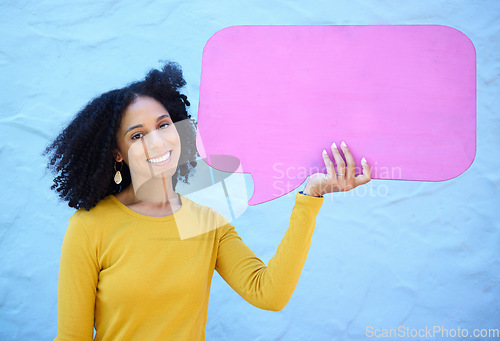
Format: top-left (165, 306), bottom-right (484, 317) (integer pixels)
top-left (45, 62), bottom-right (198, 210)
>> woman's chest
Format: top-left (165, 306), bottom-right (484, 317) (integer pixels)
top-left (95, 226), bottom-right (218, 307)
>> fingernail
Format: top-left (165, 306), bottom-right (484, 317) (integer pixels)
top-left (341, 141), bottom-right (347, 148)
top-left (361, 157), bottom-right (367, 164)
top-left (323, 149), bottom-right (327, 154)
top-left (332, 142), bottom-right (337, 149)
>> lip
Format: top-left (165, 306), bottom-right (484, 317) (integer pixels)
top-left (146, 150), bottom-right (172, 166)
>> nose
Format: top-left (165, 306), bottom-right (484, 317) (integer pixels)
top-left (144, 130), bottom-right (165, 152)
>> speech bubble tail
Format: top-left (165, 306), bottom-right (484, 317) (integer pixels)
top-left (248, 174), bottom-right (304, 206)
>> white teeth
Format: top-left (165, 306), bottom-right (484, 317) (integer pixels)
top-left (147, 151), bottom-right (171, 163)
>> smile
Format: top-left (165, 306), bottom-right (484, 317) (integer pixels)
top-left (147, 150), bottom-right (172, 164)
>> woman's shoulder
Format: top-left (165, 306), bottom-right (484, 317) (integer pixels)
top-left (61, 196), bottom-right (119, 243)
top-left (69, 195), bottom-right (120, 225)
top-left (176, 195), bottom-right (231, 239)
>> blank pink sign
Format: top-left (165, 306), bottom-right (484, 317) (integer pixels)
top-left (197, 25), bottom-right (476, 205)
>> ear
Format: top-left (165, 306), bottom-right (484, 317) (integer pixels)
top-left (113, 150), bottom-right (123, 162)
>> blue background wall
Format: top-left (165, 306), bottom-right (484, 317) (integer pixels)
top-left (1, 0), bottom-right (499, 340)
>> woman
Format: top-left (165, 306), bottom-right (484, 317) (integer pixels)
top-left (46, 62), bottom-right (371, 340)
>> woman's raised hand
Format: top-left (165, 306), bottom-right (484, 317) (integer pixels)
top-left (303, 141), bottom-right (371, 197)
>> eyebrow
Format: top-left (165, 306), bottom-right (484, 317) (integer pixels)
top-left (123, 114), bottom-right (171, 136)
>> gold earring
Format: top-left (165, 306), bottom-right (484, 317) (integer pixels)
top-left (114, 161), bottom-right (123, 184)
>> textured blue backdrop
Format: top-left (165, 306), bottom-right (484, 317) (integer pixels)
top-left (1, 1), bottom-right (499, 340)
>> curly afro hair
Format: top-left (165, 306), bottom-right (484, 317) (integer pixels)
top-left (45, 62), bottom-right (198, 210)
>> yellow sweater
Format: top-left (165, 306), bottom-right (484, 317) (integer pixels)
top-left (55, 192), bottom-right (323, 340)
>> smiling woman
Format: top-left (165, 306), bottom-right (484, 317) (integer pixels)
top-left (114, 96), bottom-right (184, 214)
top-left (45, 62), bottom-right (198, 211)
top-left (45, 61), bottom-right (371, 341)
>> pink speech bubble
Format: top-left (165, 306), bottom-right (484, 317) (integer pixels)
top-left (197, 25), bottom-right (476, 205)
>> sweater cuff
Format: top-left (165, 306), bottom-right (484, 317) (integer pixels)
top-left (295, 192), bottom-right (324, 212)
top-left (299, 191), bottom-right (323, 198)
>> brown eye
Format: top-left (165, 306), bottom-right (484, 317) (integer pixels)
top-left (159, 122), bottom-right (170, 129)
top-left (131, 133), bottom-right (143, 140)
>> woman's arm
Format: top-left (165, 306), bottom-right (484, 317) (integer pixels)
top-left (215, 193), bottom-right (323, 311)
top-left (214, 142), bottom-right (370, 311)
top-left (55, 215), bottom-right (99, 341)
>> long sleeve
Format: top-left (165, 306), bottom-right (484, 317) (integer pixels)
top-left (55, 214), bottom-right (100, 341)
top-left (215, 192), bottom-right (323, 311)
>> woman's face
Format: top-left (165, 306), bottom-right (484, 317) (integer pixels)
top-left (115, 96), bottom-right (181, 181)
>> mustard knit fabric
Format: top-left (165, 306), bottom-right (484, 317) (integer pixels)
top-left (55, 192), bottom-right (323, 340)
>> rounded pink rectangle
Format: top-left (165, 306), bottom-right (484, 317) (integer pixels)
top-left (198, 25), bottom-right (476, 205)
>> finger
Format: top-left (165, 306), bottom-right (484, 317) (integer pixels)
top-left (355, 157), bottom-right (372, 186)
top-left (330, 142), bottom-right (346, 177)
top-left (340, 141), bottom-right (356, 179)
top-left (322, 149), bottom-right (335, 178)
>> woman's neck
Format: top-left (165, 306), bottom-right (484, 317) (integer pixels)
top-left (135, 174), bottom-right (176, 202)
top-left (116, 175), bottom-right (182, 216)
